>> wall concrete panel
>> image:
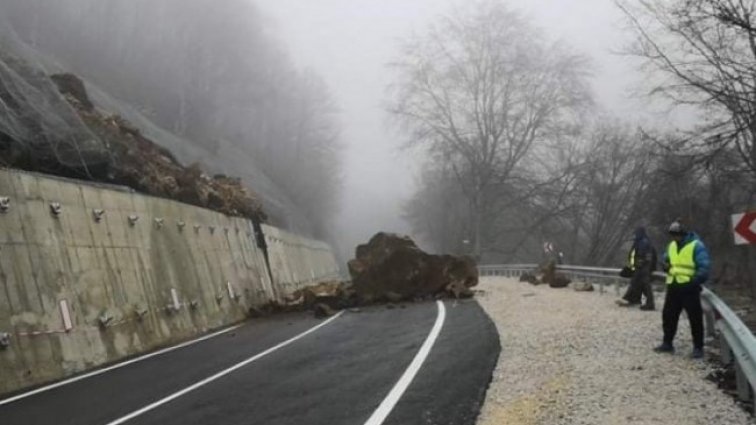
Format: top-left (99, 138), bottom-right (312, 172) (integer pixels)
top-left (0, 169), bottom-right (340, 396)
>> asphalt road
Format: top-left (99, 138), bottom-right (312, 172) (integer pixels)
top-left (1, 299), bottom-right (500, 425)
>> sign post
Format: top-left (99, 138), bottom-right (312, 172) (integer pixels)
top-left (732, 212), bottom-right (756, 245)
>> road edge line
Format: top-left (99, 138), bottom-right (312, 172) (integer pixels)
top-left (363, 300), bottom-right (446, 425)
top-left (105, 311), bottom-right (344, 425)
top-left (0, 324), bottom-right (243, 406)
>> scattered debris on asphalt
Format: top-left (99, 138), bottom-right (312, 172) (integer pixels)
top-left (248, 232), bottom-right (481, 319)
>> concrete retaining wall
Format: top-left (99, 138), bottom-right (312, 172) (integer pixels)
top-left (0, 169), bottom-right (340, 396)
top-left (262, 224), bottom-right (341, 300)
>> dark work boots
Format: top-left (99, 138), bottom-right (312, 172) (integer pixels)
top-left (653, 343), bottom-right (675, 354)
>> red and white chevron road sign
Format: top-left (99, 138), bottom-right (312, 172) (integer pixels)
top-left (732, 212), bottom-right (756, 245)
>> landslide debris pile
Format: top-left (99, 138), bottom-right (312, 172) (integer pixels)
top-left (520, 259), bottom-right (573, 289)
top-left (256, 233), bottom-right (479, 318)
top-left (348, 232), bottom-right (478, 302)
top-left (0, 42), bottom-right (265, 222)
top-left (0, 45), bottom-right (110, 176)
top-left (50, 73), bottom-right (265, 221)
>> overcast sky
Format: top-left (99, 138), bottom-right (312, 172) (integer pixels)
top-left (258, 0), bottom-right (657, 257)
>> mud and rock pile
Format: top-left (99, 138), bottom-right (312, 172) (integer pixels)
top-left (289, 280), bottom-right (357, 311)
top-left (348, 232), bottom-right (478, 302)
top-left (252, 233), bottom-right (480, 318)
top-left (50, 73), bottom-right (266, 221)
top-left (248, 280), bottom-right (355, 318)
top-left (520, 259), bottom-right (571, 288)
top-left (540, 259), bottom-right (571, 288)
top-left (0, 50), bottom-right (110, 176)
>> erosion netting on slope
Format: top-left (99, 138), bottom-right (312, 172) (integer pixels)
top-left (0, 18), bottom-right (111, 178)
top-left (0, 18), bottom-right (266, 221)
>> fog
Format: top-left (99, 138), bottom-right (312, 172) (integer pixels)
top-left (259, 0), bottom-right (654, 257)
top-left (0, 0), bottom-right (742, 268)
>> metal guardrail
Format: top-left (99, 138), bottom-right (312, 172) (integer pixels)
top-left (479, 264), bottom-right (629, 295)
top-left (478, 264), bottom-right (536, 278)
top-left (479, 263), bottom-right (756, 403)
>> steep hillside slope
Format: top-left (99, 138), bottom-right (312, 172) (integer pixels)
top-left (0, 15), bottom-right (314, 229)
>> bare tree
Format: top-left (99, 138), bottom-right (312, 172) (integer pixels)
top-left (617, 0), bottom-right (756, 176)
top-left (403, 164), bottom-right (471, 254)
top-left (572, 122), bottom-right (655, 265)
top-left (481, 121), bottom-right (654, 266)
top-left (388, 1), bottom-right (591, 259)
top-left (617, 0), bottom-right (756, 305)
top-left (257, 72), bottom-right (343, 238)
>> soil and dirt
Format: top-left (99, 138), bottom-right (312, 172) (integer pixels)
top-left (348, 232), bottom-right (478, 301)
top-left (2, 51), bottom-right (261, 215)
top-left (50, 73), bottom-right (266, 221)
top-left (253, 233), bottom-right (480, 318)
top-left (520, 259), bottom-right (572, 288)
top-left (0, 50), bottom-right (110, 176)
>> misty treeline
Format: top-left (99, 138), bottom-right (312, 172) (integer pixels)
top-left (0, 0), bottom-right (341, 237)
top-left (392, 0), bottom-right (756, 292)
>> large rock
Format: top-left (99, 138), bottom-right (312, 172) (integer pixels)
top-left (549, 273), bottom-right (572, 289)
top-left (536, 259), bottom-right (572, 288)
top-left (50, 73), bottom-right (95, 112)
top-left (540, 259), bottom-right (557, 285)
top-left (348, 232), bottom-right (478, 301)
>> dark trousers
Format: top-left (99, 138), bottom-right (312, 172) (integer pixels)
top-left (622, 269), bottom-right (654, 307)
top-left (662, 284), bottom-right (704, 349)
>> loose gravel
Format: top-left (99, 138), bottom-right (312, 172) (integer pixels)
top-left (475, 277), bottom-right (755, 425)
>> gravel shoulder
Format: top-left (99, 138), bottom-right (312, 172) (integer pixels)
top-left (476, 277), bottom-right (755, 425)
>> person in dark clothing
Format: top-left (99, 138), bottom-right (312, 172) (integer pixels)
top-left (654, 220), bottom-right (711, 359)
top-left (616, 227), bottom-right (656, 310)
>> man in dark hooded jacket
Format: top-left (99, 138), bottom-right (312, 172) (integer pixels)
top-left (616, 227), bottom-right (656, 310)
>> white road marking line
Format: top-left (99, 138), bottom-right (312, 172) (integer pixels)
top-left (0, 324), bottom-right (243, 406)
top-left (364, 300), bottom-right (446, 425)
top-left (105, 311), bottom-right (344, 425)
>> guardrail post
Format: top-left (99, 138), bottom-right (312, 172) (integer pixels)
top-left (720, 333), bottom-right (733, 365)
top-left (735, 361), bottom-right (752, 402)
top-left (703, 306), bottom-right (716, 339)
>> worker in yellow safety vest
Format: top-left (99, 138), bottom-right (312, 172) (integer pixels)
top-left (653, 220), bottom-right (710, 359)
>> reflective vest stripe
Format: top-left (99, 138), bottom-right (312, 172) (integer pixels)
top-left (629, 249), bottom-right (636, 271)
top-left (666, 240), bottom-right (698, 285)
